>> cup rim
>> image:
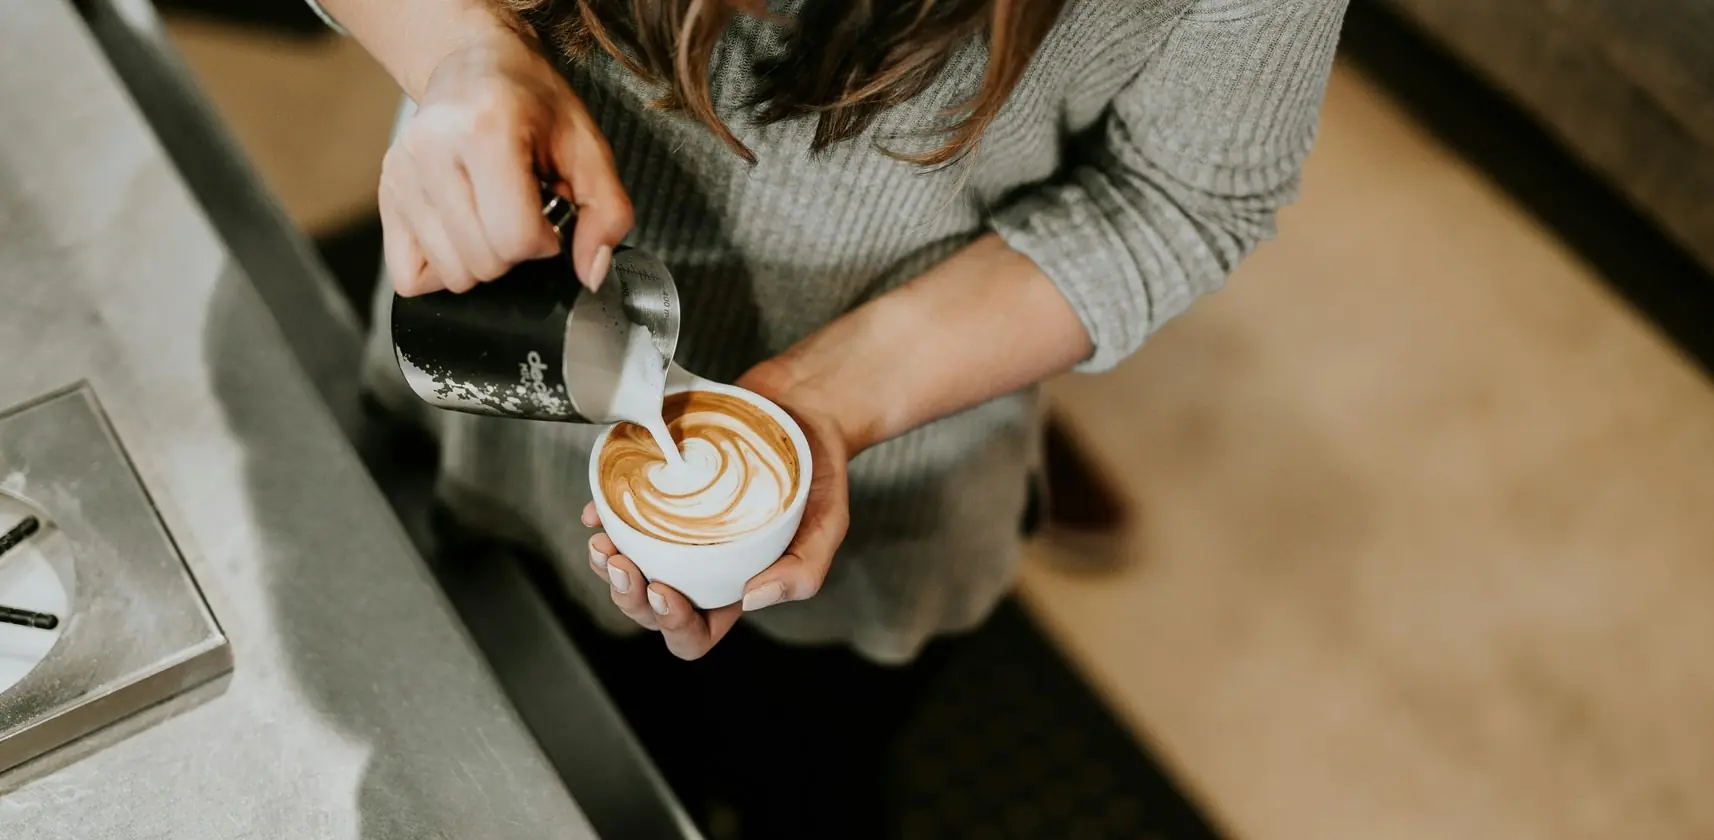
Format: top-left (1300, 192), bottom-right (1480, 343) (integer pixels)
top-left (588, 381), bottom-right (813, 550)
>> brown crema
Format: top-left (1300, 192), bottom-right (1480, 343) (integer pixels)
top-left (598, 391), bottom-right (799, 544)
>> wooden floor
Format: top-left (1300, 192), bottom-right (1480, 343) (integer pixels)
top-left (168, 18), bottom-right (1714, 840)
top-left (1025, 65), bottom-right (1714, 840)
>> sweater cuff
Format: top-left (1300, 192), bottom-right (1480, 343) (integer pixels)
top-left (989, 183), bottom-right (1150, 374)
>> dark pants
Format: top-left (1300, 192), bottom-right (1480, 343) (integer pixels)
top-left (566, 482), bottom-right (1042, 839)
top-left (567, 617), bottom-right (953, 838)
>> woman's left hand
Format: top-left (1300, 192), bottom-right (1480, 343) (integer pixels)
top-left (582, 365), bottom-right (854, 661)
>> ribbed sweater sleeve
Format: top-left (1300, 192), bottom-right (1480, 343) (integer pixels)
top-left (991, 0), bottom-right (1347, 372)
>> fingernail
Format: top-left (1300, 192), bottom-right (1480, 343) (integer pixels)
top-left (608, 566), bottom-right (630, 594)
top-left (742, 582), bottom-right (784, 612)
top-left (585, 245), bottom-right (612, 291)
top-left (588, 542), bottom-right (608, 570)
top-left (648, 589), bottom-right (669, 616)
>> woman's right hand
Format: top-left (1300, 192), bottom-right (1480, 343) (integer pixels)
top-left (380, 30), bottom-right (633, 297)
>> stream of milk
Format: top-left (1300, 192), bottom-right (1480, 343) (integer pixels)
top-left (606, 322), bottom-right (685, 469)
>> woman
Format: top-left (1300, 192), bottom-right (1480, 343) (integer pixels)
top-left (312, 0), bottom-right (1346, 831)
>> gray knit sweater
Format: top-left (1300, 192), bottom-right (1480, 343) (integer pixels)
top-left (333, 0), bottom-right (1349, 662)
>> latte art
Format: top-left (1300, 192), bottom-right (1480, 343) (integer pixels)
top-left (599, 391), bottom-right (800, 545)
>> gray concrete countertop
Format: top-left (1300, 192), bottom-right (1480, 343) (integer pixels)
top-left (0, 1), bottom-right (604, 836)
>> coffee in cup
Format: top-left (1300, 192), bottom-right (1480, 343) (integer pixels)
top-left (597, 390), bottom-right (800, 545)
top-left (589, 381), bottom-right (813, 608)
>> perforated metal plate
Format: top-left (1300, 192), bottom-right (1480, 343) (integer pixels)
top-left (0, 384), bottom-right (230, 775)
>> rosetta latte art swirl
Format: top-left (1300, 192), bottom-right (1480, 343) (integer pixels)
top-left (599, 391), bottom-right (800, 545)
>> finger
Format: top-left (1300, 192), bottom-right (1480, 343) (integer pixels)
top-left (420, 157), bottom-right (507, 283)
top-left (591, 531), bottom-right (617, 559)
top-left (549, 109), bottom-right (633, 290)
top-left (604, 553), bottom-right (659, 631)
top-left (581, 502), bottom-right (599, 529)
top-left (587, 533), bottom-right (615, 583)
top-left (462, 130), bottom-right (560, 266)
top-left (741, 470), bottom-right (849, 613)
top-left (413, 208), bottom-right (474, 293)
top-left (388, 153), bottom-right (475, 293)
top-left (648, 584), bottom-right (741, 661)
top-left (379, 174), bottom-right (437, 296)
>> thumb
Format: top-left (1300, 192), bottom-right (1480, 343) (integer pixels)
top-left (549, 111), bottom-right (633, 290)
top-left (741, 478), bottom-right (849, 612)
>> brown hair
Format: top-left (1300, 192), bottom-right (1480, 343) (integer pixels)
top-left (502, 0), bottom-right (1069, 166)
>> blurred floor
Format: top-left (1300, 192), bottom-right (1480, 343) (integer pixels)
top-left (166, 15), bottom-right (1714, 840)
top-left (1026, 66), bottom-right (1714, 840)
top-left (165, 17), bottom-right (398, 234)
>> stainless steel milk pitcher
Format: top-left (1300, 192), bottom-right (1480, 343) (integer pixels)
top-left (390, 190), bottom-right (682, 424)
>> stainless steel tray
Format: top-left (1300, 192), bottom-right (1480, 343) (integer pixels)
top-left (0, 384), bottom-right (231, 775)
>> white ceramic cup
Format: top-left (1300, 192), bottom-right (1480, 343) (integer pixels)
top-left (588, 377), bottom-right (813, 609)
